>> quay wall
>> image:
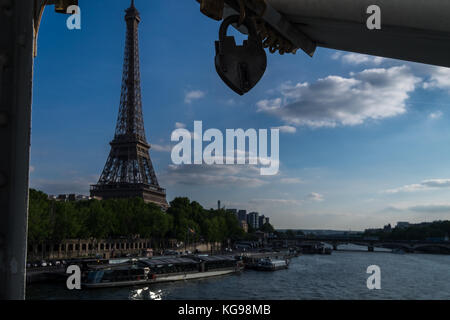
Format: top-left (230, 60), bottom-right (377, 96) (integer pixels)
top-left (27, 239), bottom-right (222, 261)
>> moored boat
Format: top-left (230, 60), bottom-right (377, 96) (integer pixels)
top-left (82, 255), bottom-right (243, 289)
top-left (253, 258), bottom-right (289, 271)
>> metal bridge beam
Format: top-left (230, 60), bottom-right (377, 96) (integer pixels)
top-left (0, 0), bottom-right (35, 300)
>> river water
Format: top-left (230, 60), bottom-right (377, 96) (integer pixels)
top-left (26, 250), bottom-right (450, 300)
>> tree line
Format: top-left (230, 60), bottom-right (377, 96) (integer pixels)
top-left (28, 189), bottom-right (275, 244)
top-left (364, 221), bottom-right (450, 241)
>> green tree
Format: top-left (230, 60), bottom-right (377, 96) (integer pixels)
top-left (260, 222), bottom-right (275, 233)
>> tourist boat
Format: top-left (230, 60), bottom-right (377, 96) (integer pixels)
top-left (82, 255), bottom-right (243, 289)
top-left (254, 258), bottom-right (288, 271)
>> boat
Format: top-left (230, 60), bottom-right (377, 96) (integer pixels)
top-left (392, 248), bottom-right (406, 254)
top-left (82, 255), bottom-right (243, 289)
top-left (253, 258), bottom-right (288, 271)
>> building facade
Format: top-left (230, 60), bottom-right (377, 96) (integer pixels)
top-left (247, 212), bottom-right (259, 229)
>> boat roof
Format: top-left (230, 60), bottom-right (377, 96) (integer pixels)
top-left (87, 255), bottom-right (237, 270)
top-left (87, 262), bottom-right (137, 270)
top-left (139, 257), bottom-right (199, 266)
top-left (197, 255), bottom-right (236, 262)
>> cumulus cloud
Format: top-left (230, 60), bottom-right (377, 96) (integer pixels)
top-left (429, 111), bottom-right (443, 120)
top-left (223, 99), bottom-right (236, 106)
top-left (422, 66), bottom-right (450, 91)
top-left (332, 52), bottom-right (385, 65)
top-left (307, 192), bottom-right (324, 202)
top-left (184, 90), bottom-right (206, 104)
top-left (384, 179), bottom-right (450, 194)
top-left (151, 144), bottom-right (172, 152)
top-left (272, 125), bottom-right (297, 134)
top-left (257, 66), bottom-right (420, 128)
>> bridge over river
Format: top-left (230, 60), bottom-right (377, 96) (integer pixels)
top-left (269, 237), bottom-right (450, 254)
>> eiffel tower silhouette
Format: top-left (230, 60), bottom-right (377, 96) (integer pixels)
top-left (91, 0), bottom-right (168, 209)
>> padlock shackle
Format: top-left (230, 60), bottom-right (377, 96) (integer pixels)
top-left (219, 15), bottom-right (259, 43)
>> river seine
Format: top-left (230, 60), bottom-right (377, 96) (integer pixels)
top-left (26, 249), bottom-right (450, 300)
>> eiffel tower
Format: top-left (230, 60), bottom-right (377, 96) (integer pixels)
top-left (91, 0), bottom-right (168, 209)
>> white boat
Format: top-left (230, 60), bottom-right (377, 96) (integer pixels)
top-left (254, 258), bottom-right (288, 271)
top-left (82, 255), bottom-right (243, 289)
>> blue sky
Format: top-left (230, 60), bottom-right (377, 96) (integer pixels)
top-left (30, 0), bottom-right (450, 230)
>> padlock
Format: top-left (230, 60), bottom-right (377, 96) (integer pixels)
top-left (215, 15), bottom-right (267, 96)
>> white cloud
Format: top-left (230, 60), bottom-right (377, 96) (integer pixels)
top-left (257, 66), bottom-right (420, 128)
top-left (422, 66), bottom-right (450, 91)
top-left (29, 166), bottom-right (35, 173)
top-left (429, 111), bottom-right (443, 120)
top-left (151, 144), bottom-right (172, 152)
top-left (184, 90), bottom-right (206, 104)
top-left (384, 178), bottom-right (450, 194)
top-left (272, 125), bottom-right (297, 134)
top-left (332, 52), bottom-right (385, 65)
top-left (343, 53), bottom-right (384, 65)
top-left (223, 99), bottom-right (236, 106)
top-left (256, 98), bottom-right (282, 112)
top-left (331, 52), bottom-right (342, 60)
top-left (307, 192), bottom-right (324, 202)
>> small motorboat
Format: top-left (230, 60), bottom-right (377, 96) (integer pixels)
top-left (254, 258), bottom-right (288, 271)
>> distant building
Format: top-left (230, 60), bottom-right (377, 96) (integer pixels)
top-left (227, 208), bottom-right (271, 232)
top-left (258, 215), bottom-right (270, 228)
top-left (76, 195), bottom-right (91, 201)
top-left (255, 231), bottom-right (269, 244)
top-left (247, 212), bottom-right (259, 229)
top-left (50, 194), bottom-right (91, 202)
top-left (383, 224), bottom-right (392, 232)
top-left (258, 215), bottom-right (265, 228)
top-left (57, 194), bottom-right (69, 202)
top-left (396, 222), bottom-right (410, 229)
top-left (238, 210), bottom-right (247, 223)
top-left (364, 228), bottom-right (383, 234)
top-left (240, 220), bottom-right (248, 233)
